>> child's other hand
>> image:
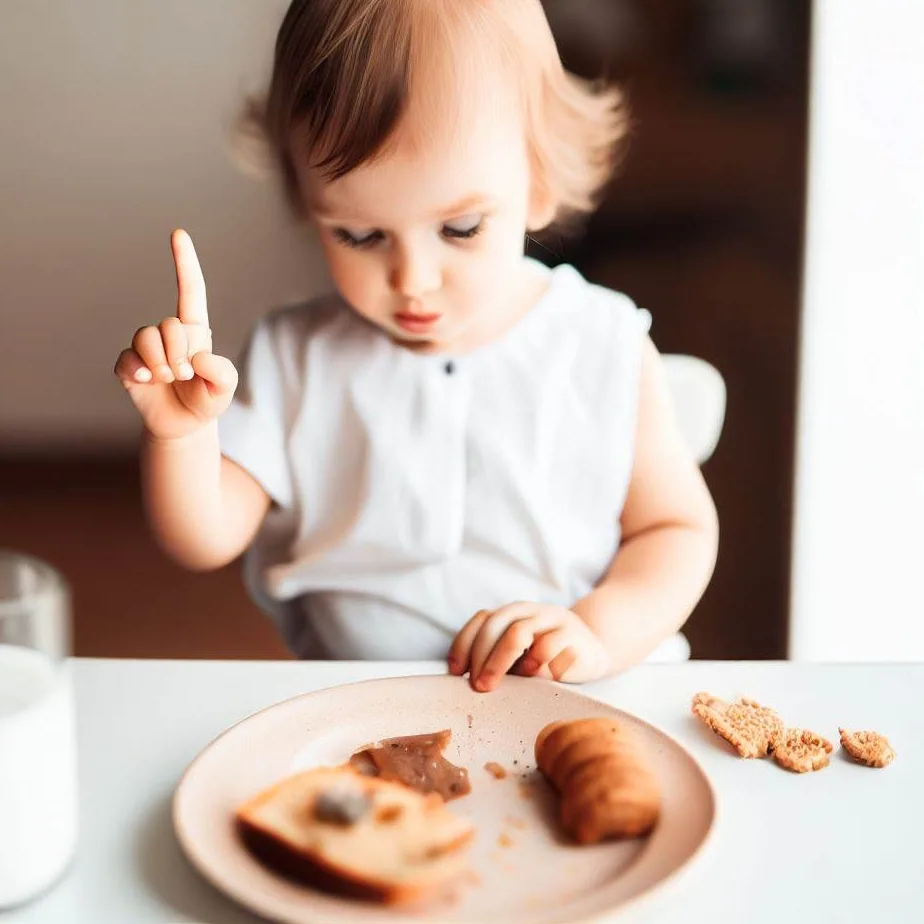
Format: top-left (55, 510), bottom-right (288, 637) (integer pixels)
top-left (113, 229), bottom-right (238, 441)
top-left (448, 603), bottom-right (611, 692)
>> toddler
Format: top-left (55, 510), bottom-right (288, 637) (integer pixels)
top-left (114, 0), bottom-right (719, 691)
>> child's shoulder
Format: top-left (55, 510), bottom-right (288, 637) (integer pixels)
top-left (541, 262), bottom-right (651, 337)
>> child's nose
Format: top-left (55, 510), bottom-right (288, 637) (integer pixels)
top-left (389, 246), bottom-right (441, 298)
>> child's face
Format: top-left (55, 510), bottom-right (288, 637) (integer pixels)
top-left (296, 106), bottom-right (546, 353)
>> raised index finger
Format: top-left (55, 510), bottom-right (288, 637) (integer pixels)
top-left (171, 229), bottom-right (209, 327)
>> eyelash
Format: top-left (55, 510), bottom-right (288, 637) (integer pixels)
top-left (333, 229), bottom-right (383, 249)
top-left (332, 222), bottom-right (484, 250)
top-left (443, 222), bottom-right (484, 241)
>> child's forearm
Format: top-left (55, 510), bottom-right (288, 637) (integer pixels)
top-left (572, 514), bottom-right (719, 673)
top-left (141, 423), bottom-right (266, 570)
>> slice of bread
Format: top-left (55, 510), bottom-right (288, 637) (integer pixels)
top-left (236, 765), bottom-right (475, 905)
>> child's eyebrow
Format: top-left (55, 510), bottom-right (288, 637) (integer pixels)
top-left (433, 194), bottom-right (496, 218)
top-left (312, 194), bottom-right (496, 224)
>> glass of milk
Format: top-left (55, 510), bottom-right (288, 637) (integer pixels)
top-left (0, 551), bottom-right (78, 909)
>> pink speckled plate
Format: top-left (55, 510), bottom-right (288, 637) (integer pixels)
top-left (173, 674), bottom-right (714, 924)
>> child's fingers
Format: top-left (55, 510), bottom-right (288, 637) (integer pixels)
top-left (189, 351), bottom-right (238, 398)
top-left (523, 628), bottom-right (572, 678)
top-left (113, 348), bottom-right (153, 386)
top-left (172, 229), bottom-right (210, 328)
top-left (529, 626), bottom-right (608, 683)
top-left (475, 610), bottom-right (562, 691)
top-left (466, 602), bottom-right (539, 684)
top-left (171, 353), bottom-right (237, 423)
top-left (548, 645), bottom-right (578, 682)
top-left (131, 326), bottom-right (173, 383)
top-left (447, 609), bottom-right (491, 675)
top-left (184, 320), bottom-right (213, 357)
top-left (159, 317), bottom-right (194, 381)
top-left (511, 658), bottom-right (554, 681)
top-left (472, 616), bottom-right (536, 691)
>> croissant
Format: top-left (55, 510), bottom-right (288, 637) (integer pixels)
top-left (535, 718), bottom-right (660, 844)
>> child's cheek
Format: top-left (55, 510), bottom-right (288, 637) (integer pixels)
top-left (327, 249), bottom-right (377, 309)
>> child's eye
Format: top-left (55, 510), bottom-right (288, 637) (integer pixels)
top-left (441, 217), bottom-right (484, 241)
top-left (333, 228), bottom-right (384, 249)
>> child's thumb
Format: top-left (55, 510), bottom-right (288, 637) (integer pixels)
top-left (190, 351), bottom-right (238, 399)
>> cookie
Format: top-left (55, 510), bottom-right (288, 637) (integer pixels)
top-left (772, 728), bottom-right (833, 773)
top-left (839, 728), bottom-right (895, 768)
top-left (691, 692), bottom-right (784, 759)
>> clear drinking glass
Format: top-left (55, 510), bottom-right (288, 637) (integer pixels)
top-left (0, 551), bottom-right (78, 908)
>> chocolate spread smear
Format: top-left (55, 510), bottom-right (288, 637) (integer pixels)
top-left (349, 730), bottom-right (471, 802)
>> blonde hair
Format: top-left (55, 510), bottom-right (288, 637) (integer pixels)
top-left (237, 0), bottom-right (628, 230)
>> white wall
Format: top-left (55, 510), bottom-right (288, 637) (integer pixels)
top-left (0, 0), bottom-right (329, 447)
top-left (790, 1), bottom-right (924, 659)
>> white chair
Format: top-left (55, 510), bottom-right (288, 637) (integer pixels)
top-left (645, 354), bottom-right (726, 663)
top-left (663, 354), bottom-right (727, 466)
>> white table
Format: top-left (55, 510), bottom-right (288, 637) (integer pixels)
top-left (3, 659), bottom-right (922, 923)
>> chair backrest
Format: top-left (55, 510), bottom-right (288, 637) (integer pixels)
top-left (646, 354), bottom-right (726, 665)
top-left (661, 354), bottom-right (726, 465)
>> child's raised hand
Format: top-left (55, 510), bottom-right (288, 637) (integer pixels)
top-left (448, 603), bottom-right (611, 692)
top-left (114, 229), bottom-right (238, 441)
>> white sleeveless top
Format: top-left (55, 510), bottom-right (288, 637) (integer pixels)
top-left (219, 261), bottom-right (651, 659)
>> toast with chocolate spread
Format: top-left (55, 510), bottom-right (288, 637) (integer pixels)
top-left (236, 765), bottom-right (475, 904)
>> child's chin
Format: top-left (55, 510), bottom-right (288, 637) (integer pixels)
top-left (390, 331), bottom-right (442, 352)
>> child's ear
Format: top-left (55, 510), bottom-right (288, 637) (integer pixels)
top-left (527, 175), bottom-right (557, 232)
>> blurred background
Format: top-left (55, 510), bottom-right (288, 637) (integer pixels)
top-left (2, 1), bottom-right (921, 662)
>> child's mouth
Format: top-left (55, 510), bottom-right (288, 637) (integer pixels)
top-left (394, 311), bottom-right (442, 334)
